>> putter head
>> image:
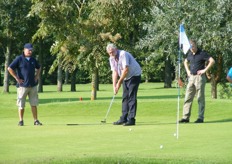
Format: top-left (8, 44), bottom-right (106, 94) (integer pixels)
top-left (101, 120), bottom-right (106, 123)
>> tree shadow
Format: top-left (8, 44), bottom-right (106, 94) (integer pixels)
top-left (65, 121), bottom-right (176, 126)
top-left (205, 118), bottom-right (232, 123)
top-left (138, 95), bottom-right (177, 99)
top-left (39, 98), bottom-right (80, 104)
top-left (66, 123), bottom-right (103, 126)
top-left (39, 95), bottom-right (178, 104)
top-left (39, 96), bottom-right (120, 104)
top-left (136, 121), bottom-right (176, 126)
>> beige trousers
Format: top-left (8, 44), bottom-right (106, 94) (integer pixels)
top-left (182, 74), bottom-right (206, 120)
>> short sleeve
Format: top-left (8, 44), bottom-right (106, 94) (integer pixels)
top-left (227, 67), bottom-right (232, 78)
top-left (9, 56), bottom-right (20, 69)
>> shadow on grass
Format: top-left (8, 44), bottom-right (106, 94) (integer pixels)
top-left (138, 95), bottom-right (177, 99)
top-left (139, 87), bottom-right (178, 90)
top-left (66, 123), bottom-right (102, 126)
top-left (136, 121), bottom-right (176, 126)
top-left (39, 97), bottom-right (118, 104)
top-left (65, 121), bottom-right (176, 126)
top-left (39, 95), bottom-right (177, 104)
top-left (40, 98), bottom-right (86, 104)
top-left (25, 119), bottom-right (232, 127)
top-left (137, 119), bottom-right (232, 125)
top-left (39, 90), bottom-right (95, 93)
top-left (206, 118), bottom-right (232, 123)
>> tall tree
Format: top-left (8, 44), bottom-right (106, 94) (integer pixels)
top-left (29, 0), bottom-right (152, 99)
top-left (88, 0), bottom-right (153, 49)
top-left (0, 0), bottom-right (38, 92)
top-left (30, 0), bottom-right (90, 92)
top-left (138, 0), bottom-right (232, 98)
top-left (86, 0), bottom-right (153, 98)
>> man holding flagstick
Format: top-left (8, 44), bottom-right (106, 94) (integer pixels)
top-left (179, 39), bottom-right (215, 123)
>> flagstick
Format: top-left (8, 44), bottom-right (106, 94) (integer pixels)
top-left (176, 23), bottom-right (182, 140)
top-left (176, 47), bottom-right (181, 140)
top-left (177, 23), bottom-right (191, 140)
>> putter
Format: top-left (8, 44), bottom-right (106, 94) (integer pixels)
top-left (101, 95), bottom-right (115, 123)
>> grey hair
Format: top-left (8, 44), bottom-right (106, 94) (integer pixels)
top-left (106, 43), bottom-right (117, 51)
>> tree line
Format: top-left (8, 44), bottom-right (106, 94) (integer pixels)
top-left (1, 0), bottom-right (232, 99)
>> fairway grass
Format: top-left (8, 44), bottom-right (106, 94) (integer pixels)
top-left (0, 83), bottom-right (232, 164)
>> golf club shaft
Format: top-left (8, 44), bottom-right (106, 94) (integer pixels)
top-left (104, 95), bottom-right (115, 120)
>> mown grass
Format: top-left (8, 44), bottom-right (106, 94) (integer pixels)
top-left (0, 83), bottom-right (232, 164)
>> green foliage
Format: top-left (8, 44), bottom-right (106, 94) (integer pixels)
top-left (0, 0), bottom-right (40, 93)
top-left (0, 0), bottom-right (39, 57)
top-left (141, 53), bottom-right (165, 82)
top-left (0, 0), bottom-right (32, 37)
top-left (89, 0), bottom-right (153, 49)
top-left (76, 69), bottom-right (91, 84)
top-left (136, 0), bottom-right (232, 93)
top-left (30, 0), bottom-right (87, 74)
top-left (219, 83), bottom-right (232, 99)
top-left (1, 0), bottom-right (232, 95)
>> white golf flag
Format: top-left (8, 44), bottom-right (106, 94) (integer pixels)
top-left (179, 24), bottom-right (191, 54)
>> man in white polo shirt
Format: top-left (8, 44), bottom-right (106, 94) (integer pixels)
top-left (106, 43), bottom-right (141, 126)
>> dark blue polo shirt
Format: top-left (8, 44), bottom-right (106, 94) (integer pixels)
top-left (186, 49), bottom-right (210, 75)
top-left (9, 54), bottom-right (40, 87)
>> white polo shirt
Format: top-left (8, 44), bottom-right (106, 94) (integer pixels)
top-left (109, 50), bottom-right (141, 80)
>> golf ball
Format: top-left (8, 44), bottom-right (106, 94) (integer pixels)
top-left (174, 133), bottom-right (177, 136)
top-left (129, 128), bottom-right (132, 131)
top-left (160, 145), bottom-right (163, 149)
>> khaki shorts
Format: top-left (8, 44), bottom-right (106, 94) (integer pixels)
top-left (17, 86), bottom-right (39, 110)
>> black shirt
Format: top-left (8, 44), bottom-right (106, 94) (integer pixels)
top-left (186, 49), bottom-right (210, 75)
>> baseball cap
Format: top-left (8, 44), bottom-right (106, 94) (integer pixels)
top-left (24, 43), bottom-right (33, 50)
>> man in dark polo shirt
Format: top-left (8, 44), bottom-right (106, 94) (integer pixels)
top-left (179, 40), bottom-right (215, 123)
top-left (8, 43), bottom-right (42, 126)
